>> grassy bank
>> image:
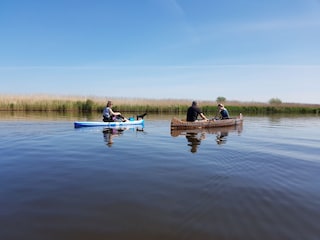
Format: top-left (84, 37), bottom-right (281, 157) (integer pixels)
top-left (0, 94), bottom-right (319, 115)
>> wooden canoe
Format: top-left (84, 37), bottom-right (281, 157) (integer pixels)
top-left (171, 124), bottom-right (243, 137)
top-left (171, 113), bottom-right (243, 130)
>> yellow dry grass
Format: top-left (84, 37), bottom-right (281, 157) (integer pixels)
top-left (0, 94), bottom-right (319, 108)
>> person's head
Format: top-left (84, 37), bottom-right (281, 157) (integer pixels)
top-left (192, 101), bottom-right (197, 106)
top-left (107, 100), bottom-right (113, 107)
top-left (218, 103), bottom-right (224, 109)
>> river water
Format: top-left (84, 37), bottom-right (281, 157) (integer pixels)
top-left (0, 113), bottom-right (319, 240)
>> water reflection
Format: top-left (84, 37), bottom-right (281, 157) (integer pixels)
top-left (185, 132), bottom-right (206, 153)
top-left (102, 126), bottom-right (144, 147)
top-left (216, 128), bottom-right (231, 145)
top-left (171, 125), bottom-right (243, 153)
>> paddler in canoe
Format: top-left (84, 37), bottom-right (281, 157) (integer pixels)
top-left (217, 103), bottom-right (230, 119)
top-left (186, 101), bottom-right (209, 122)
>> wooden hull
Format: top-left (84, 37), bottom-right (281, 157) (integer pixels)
top-left (171, 114), bottom-right (243, 130)
top-left (171, 124), bottom-right (243, 137)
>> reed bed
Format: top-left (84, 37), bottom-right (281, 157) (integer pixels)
top-left (0, 94), bottom-right (319, 114)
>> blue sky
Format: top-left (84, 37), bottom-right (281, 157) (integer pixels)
top-left (1, 0), bottom-right (319, 103)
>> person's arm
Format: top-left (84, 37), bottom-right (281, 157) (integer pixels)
top-left (199, 113), bottom-right (208, 120)
top-left (109, 108), bottom-right (121, 116)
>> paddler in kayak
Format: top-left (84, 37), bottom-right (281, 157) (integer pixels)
top-left (103, 100), bottom-right (129, 122)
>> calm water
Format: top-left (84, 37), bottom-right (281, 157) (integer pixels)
top-left (0, 113), bottom-right (319, 240)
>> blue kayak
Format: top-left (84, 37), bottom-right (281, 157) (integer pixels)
top-left (74, 119), bottom-right (144, 128)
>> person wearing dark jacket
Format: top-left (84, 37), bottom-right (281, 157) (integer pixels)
top-left (186, 101), bottom-right (208, 122)
top-left (218, 103), bottom-right (230, 119)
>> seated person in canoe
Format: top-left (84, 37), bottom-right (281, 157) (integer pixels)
top-left (103, 100), bottom-right (128, 122)
top-left (186, 101), bottom-right (208, 122)
top-left (218, 103), bottom-right (230, 119)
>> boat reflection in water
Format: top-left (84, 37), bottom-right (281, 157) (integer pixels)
top-left (102, 126), bottom-right (144, 147)
top-left (171, 124), bottom-right (243, 153)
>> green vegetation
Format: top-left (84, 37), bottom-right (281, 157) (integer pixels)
top-left (216, 96), bottom-right (226, 103)
top-left (269, 98), bottom-right (282, 105)
top-left (0, 95), bottom-right (319, 115)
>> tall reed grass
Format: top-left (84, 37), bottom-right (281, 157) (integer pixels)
top-left (0, 94), bottom-right (319, 114)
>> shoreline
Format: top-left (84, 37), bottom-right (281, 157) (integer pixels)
top-left (1, 93), bottom-right (319, 106)
top-left (0, 94), bottom-right (319, 114)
